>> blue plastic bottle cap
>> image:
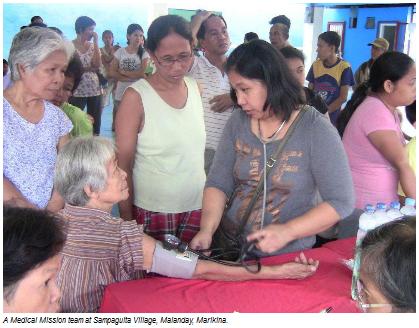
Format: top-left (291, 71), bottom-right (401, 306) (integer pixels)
top-left (390, 201), bottom-right (401, 209)
top-left (376, 202), bottom-right (386, 210)
top-left (405, 198), bottom-right (416, 207)
top-left (364, 204), bottom-right (374, 212)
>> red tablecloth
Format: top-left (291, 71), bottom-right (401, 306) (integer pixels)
top-left (100, 237), bottom-right (359, 313)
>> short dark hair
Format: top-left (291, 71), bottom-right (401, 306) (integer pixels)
top-left (405, 100), bottom-right (416, 125)
top-left (196, 14), bottom-right (227, 41)
top-left (3, 58), bottom-right (8, 65)
top-left (3, 206), bottom-right (65, 302)
top-left (269, 15), bottom-right (291, 28)
top-left (244, 32), bottom-right (259, 42)
top-left (102, 30), bottom-right (113, 38)
top-left (30, 16), bottom-right (43, 23)
top-left (360, 216), bottom-right (416, 312)
top-left (225, 39), bottom-right (305, 121)
top-left (318, 31), bottom-right (341, 53)
top-left (280, 46), bottom-right (305, 64)
top-left (28, 22), bottom-right (47, 28)
top-left (75, 16), bottom-right (96, 34)
top-left (146, 15), bottom-right (193, 53)
top-left (65, 55), bottom-right (83, 92)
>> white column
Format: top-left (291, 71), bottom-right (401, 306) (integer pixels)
top-left (303, 5), bottom-right (324, 66)
top-left (149, 3), bottom-right (169, 23)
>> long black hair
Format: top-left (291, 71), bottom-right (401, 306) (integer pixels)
top-left (127, 23), bottom-right (145, 59)
top-left (225, 39), bottom-right (305, 121)
top-left (337, 51), bottom-right (415, 137)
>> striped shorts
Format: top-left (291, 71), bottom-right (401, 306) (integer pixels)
top-left (132, 206), bottom-right (202, 243)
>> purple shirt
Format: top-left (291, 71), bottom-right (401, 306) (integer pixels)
top-left (3, 98), bottom-right (72, 208)
top-left (342, 96), bottom-right (405, 209)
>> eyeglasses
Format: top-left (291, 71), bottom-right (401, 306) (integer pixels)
top-left (355, 280), bottom-right (393, 312)
top-left (155, 52), bottom-right (193, 67)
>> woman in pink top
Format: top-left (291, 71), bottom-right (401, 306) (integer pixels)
top-left (338, 52), bottom-right (415, 214)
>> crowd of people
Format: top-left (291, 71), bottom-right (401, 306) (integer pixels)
top-left (3, 11), bottom-right (416, 314)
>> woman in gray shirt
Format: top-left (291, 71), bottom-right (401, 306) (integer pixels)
top-left (190, 40), bottom-right (355, 258)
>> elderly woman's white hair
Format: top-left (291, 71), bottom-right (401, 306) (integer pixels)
top-left (54, 137), bottom-right (116, 206)
top-left (8, 27), bottom-right (74, 81)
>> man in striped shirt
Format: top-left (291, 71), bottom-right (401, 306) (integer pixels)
top-left (189, 10), bottom-right (234, 174)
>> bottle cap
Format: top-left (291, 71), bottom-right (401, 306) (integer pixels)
top-left (389, 201), bottom-right (401, 210)
top-left (364, 204), bottom-right (375, 213)
top-left (376, 202), bottom-right (386, 210)
top-left (405, 198), bottom-right (416, 207)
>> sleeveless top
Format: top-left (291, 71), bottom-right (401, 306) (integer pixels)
top-left (73, 43), bottom-right (102, 97)
top-left (129, 77), bottom-right (206, 213)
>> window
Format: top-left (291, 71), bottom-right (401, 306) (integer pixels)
top-left (327, 21), bottom-right (346, 56)
top-left (377, 21), bottom-right (399, 51)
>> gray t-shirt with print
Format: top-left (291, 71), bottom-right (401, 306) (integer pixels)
top-left (206, 106), bottom-right (355, 257)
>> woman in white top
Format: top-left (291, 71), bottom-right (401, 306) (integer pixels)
top-left (115, 15), bottom-right (205, 243)
top-left (109, 24), bottom-right (149, 129)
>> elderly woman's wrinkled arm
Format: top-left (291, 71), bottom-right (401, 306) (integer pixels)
top-left (142, 232), bottom-right (318, 281)
top-left (45, 189), bottom-right (65, 213)
top-left (3, 176), bottom-right (37, 209)
top-left (44, 133), bottom-right (70, 212)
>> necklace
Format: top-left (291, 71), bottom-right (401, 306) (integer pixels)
top-left (258, 119), bottom-right (286, 143)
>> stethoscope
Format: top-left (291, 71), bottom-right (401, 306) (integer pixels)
top-left (163, 234), bottom-right (261, 273)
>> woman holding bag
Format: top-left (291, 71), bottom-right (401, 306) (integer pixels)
top-left (190, 40), bottom-right (355, 258)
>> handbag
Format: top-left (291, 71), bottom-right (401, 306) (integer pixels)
top-left (210, 106), bottom-right (308, 261)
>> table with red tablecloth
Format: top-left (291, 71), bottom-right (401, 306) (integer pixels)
top-left (100, 237), bottom-right (359, 313)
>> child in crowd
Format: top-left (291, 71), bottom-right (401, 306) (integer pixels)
top-left (306, 31), bottom-right (354, 126)
top-left (280, 46), bottom-right (329, 116)
top-left (52, 56), bottom-right (93, 137)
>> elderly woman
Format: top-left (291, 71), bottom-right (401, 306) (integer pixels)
top-left (55, 136), bottom-right (319, 313)
top-left (3, 206), bottom-right (64, 313)
top-left (357, 216), bottom-right (415, 312)
top-left (3, 27), bottom-right (73, 211)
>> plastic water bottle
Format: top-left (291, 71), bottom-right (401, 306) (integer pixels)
top-left (387, 201), bottom-right (402, 220)
top-left (351, 204), bottom-right (376, 300)
top-left (400, 198), bottom-right (416, 216)
top-left (373, 202), bottom-right (388, 225)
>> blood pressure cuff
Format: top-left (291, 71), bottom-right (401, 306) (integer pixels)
top-left (149, 241), bottom-right (198, 279)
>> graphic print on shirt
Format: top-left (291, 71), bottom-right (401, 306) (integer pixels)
top-left (121, 58), bottom-right (140, 71)
top-left (233, 138), bottom-right (303, 232)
